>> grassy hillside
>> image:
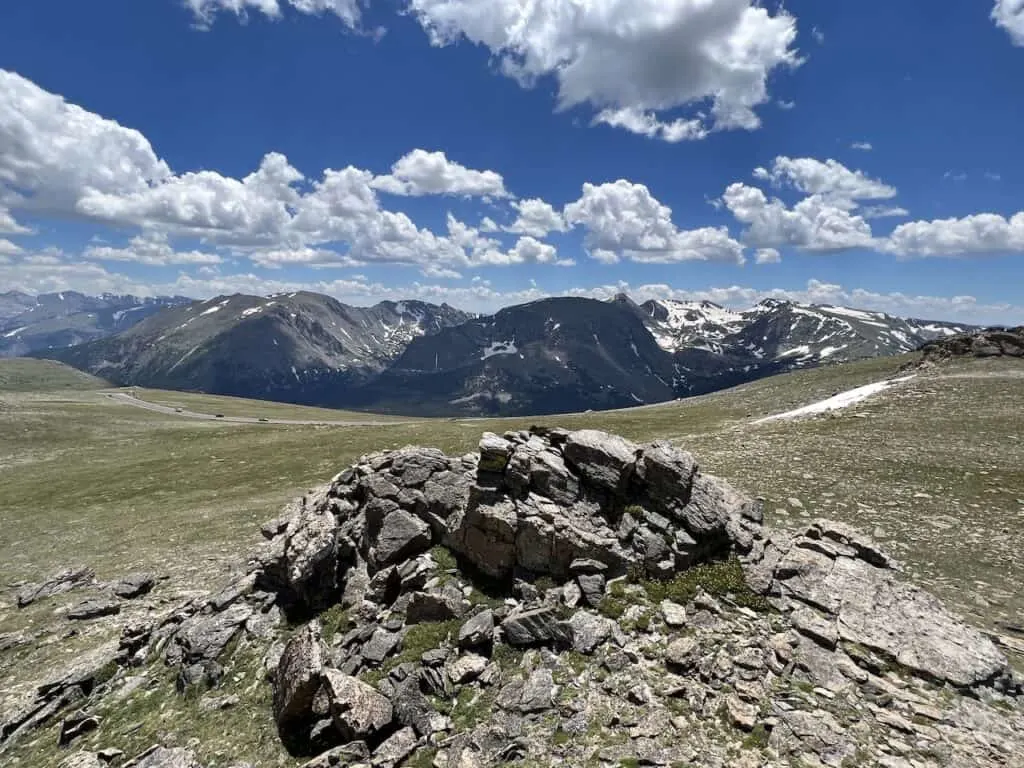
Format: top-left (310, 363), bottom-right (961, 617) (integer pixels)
top-left (129, 387), bottom-right (414, 422)
top-left (1, 352), bottom-right (1022, 629)
top-left (0, 358), bottom-right (108, 391)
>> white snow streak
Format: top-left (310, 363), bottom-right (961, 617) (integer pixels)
top-left (480, 340), bottom-right (518, 360)
top-left (755, 376), bottom-right (916, 423)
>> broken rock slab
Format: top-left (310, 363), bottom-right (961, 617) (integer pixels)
top-left (322, 669), bottom-right (394, 742)
top-left (17, 566), bottom-right (95, 607)
top-left (112, 573), bottom-right (157, 599)
top-left (273, 621), bottom-right (327, 733)
top-left (745, 521), bottom-right (1015, 691)
top-left (68, 595), bottom-right (121, 621)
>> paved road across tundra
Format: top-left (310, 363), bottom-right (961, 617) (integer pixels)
top-left (103, 391), bottom-right (420, 427)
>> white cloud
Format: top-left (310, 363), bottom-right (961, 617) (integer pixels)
top-left (753, 156), bottom-right (897, 207)
top-left (777, 100), bottom-right (796, 111)
top-left (851, 141), bottom-right (873, 151)
top-left (0, 70), bottom-right (171, 212)
top-left (564, 180), bottom-right (745, 264)
top-left (444, 215), bottom-right (571, 267)
top-left (246, 246), bottom-right (364, 269)
top-left (444, 215), bottom-right (507, 266)
top-left (507, 235), bottom-right (572, 266)
top-left (0, 253), bottom-right (156, 297)
top-left (722, 183), bottom-right (875, 252)
top-left (371, 149), bottom-right (507, 198)
top-left (79, 152), bottom-right (304, 244)
top-left (0, 238), bottom-right (24, 256)
top-left (862, 205), bottom-right (909, 219)
top-left (409, 0), bottom-right (800, 141)
top-left (185, 0), bottom-right (362, 28)
top-left (593, 108), bottom-right (707, 143)
top-left (0, 206), bottom-right (31, 235)
top-left (83, 232), bottom-right (223, 266)
top-left (1, 72), bottom-right (595, 278)
top-left (882, 212), bottom-right (1024, 257)
top-left (754, 248), bottom-right (781, 264)
top-left (993, 0), bottom-right (1024, 46)
top-left (421, 265), bottom-right (463, 279)
top-left (505, 198), bottom-right (567, 238)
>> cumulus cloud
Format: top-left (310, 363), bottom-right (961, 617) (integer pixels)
top-left (370, 149), bottom-right (507, 198)
top-left (753, 156), bottom-right (897, 208)
top-left (505, 198), bottom-right (567, 238)
top-left (184, 0), bottom-right (362, 28)
top-left (83, 232), bottom-right (222, 266)
top-left (409, 0), bottom-right (800, 141)
top-left (851, 141), bottom-right (873, 151)
top-left (593, 108), bottom-right (708, 143)
top-left (722, 183), bottom-right (875, 252)
top-left (245, 246), bottom-right (364, 269)
top-left (882, 212), bottom-right (1024, 257)
top-left (0, 70), bottom-right (171, 213)
top-left (79, 152), bottom-right (305, 244)
top-left (993, 0), bottom-right (1024, 45)
top-left (565, 180), bottom-right (745, 264)
top-left (1, 72), bottom-right (590, 277)
top-left (720, 157), bottom-right (907, 251)
top-left (0, 238), bottom-right (24, 256)
top-left (754, 248), bottom-right (781, 264)
top-left (0, 207), bottom-right (31, 235)
top-left (507, 236), bottom-right (573, 266)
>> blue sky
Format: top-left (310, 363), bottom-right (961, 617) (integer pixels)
top-left (1, 0), bottom-right (1023, 322)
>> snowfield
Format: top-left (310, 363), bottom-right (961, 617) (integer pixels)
top-left (755, 375), bottom-right (916, 423)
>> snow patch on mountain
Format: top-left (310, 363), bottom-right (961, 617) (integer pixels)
top-left (481, 340), bottom-right (518, 360)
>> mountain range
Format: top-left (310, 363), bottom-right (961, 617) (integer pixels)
top-left (0, 291), bottom-right (190, 357)
top-left (44, 292), bottom-right (472, 403)
top-left (37, 290), bottom-right (970, 415)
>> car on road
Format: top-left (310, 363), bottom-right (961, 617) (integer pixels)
top-left (214, 414), bottom-right (224, 418)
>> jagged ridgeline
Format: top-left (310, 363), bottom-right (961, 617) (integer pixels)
top-left (5, 430), bottom-right (1022, 768)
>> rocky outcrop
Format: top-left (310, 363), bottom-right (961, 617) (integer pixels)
top-left (5, 428), bottom-right (1022, 768)
top-left (246, 428), bottom-right (1020, 766)
top-left (916, 326), bottom-right (1024, 365)
top-left (258, 428), bottom-right (763, 616)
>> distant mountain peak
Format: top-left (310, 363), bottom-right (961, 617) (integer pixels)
top-left (755, 297), bottom-right (792, 309)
